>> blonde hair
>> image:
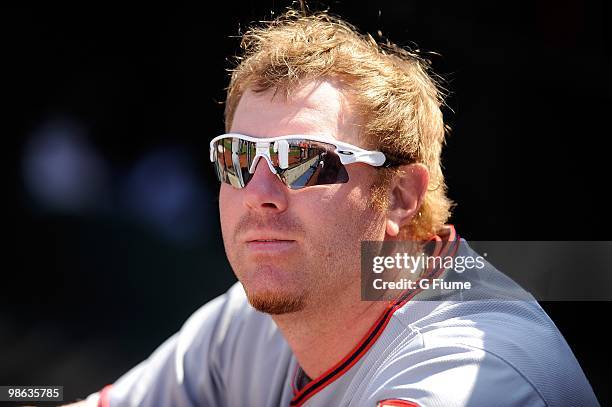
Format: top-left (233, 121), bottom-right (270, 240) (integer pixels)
top-left (224, 9), bottom-right (454, 240)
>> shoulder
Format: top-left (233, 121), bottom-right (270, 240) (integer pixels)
top-left (179, 281), bottom-right (288, 374)
top-left (98, 282), bottom-right (284, 406)
top-left (178, 281), bottom-right (278, 365)
top-left (359, 299), bottom-right (598, 407)
top-left (179, 281), bottom-right (251, 339)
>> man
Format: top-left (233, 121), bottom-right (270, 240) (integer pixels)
top-left (71, 9), bottom-right (598, 407)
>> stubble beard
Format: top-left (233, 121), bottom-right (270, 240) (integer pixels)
top-left (234, 253), bottom-right (312, 315)
top-left (244, 286), bottom-right (308, 314)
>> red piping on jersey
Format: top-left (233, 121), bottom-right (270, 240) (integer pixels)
top-left (377, 399), bottom-right (420, 407)
top-left (97, 384), bottom-right (112, 407)
top-left (291, 359), bottom-right (302, 395)
top-left (290, 225), bottom-right (458, 407)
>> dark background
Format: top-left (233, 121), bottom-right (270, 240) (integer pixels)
top-left (4, 0), bottom-right (610, 405)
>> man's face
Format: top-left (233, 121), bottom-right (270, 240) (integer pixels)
top-left (219, 80), bottom-right (387, 314)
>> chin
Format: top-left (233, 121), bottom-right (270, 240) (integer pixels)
top-left (242, 285), bottom-right (307, 315)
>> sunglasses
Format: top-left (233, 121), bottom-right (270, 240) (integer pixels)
top-left (210, 133), bottom-right (404, 189)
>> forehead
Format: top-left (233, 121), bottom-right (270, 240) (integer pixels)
top-left (229, 80), bottom-right (361, 145)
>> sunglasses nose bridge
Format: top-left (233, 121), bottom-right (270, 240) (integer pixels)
top-left (248, 148), bottom-right (278, 176)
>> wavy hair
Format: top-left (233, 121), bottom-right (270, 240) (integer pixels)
top-left (224, 9), bottom-right (454, 239)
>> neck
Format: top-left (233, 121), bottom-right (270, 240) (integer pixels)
top-left (271, 282), bottom-right (390, 380)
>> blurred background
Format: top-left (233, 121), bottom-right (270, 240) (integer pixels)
top-left (4, 0), bottom-right (610, 404)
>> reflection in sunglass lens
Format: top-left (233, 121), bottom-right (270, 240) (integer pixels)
top-left (214, 138), bottom-right (253, 188)
top-left (279, 141), bottom-right (348, 189)
top-left (213, 138), bottom-right (349, 189)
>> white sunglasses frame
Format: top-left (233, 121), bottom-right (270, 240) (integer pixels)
top-left (209, 133), bottom-right (390, 179)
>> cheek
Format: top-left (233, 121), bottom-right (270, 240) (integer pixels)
top-left (316, 180), bottom-right (385, 240)
top-left (219, 185), bottom-right (239, 237)
top-left (302, 185), bottom-right (371, 238)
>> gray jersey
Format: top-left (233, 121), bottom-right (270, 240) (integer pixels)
top-left (88, 229), bottom-right (599, 407)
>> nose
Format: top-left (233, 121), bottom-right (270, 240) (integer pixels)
top-left (243, 157), bottom-right (289, 212)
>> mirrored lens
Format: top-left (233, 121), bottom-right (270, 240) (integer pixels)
top-left (213, 138), bottom-right (349, 189)
top-left (214, 137), bottom-right (255, 188)
top-left (278, 140), bottom-right (349, 189)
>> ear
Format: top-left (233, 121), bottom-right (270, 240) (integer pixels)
top-left (385, 163), bottom-right (429, 237)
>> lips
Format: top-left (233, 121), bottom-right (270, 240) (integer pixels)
top-left (239, 227), bottom-right (298, 255)
top-left (247, 240), bottom-right (294, 244)
top-left (246, 238), bottom-right (295, 245)
top-left (251, 239), bottom-right (291, 242)
top-left (243, 234), bottom-right (296, 253)
top-left (242, 231), bottom-right (296, 244)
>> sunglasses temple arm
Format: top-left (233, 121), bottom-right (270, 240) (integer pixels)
top-left (340, 151), bottom-right (387, 166)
